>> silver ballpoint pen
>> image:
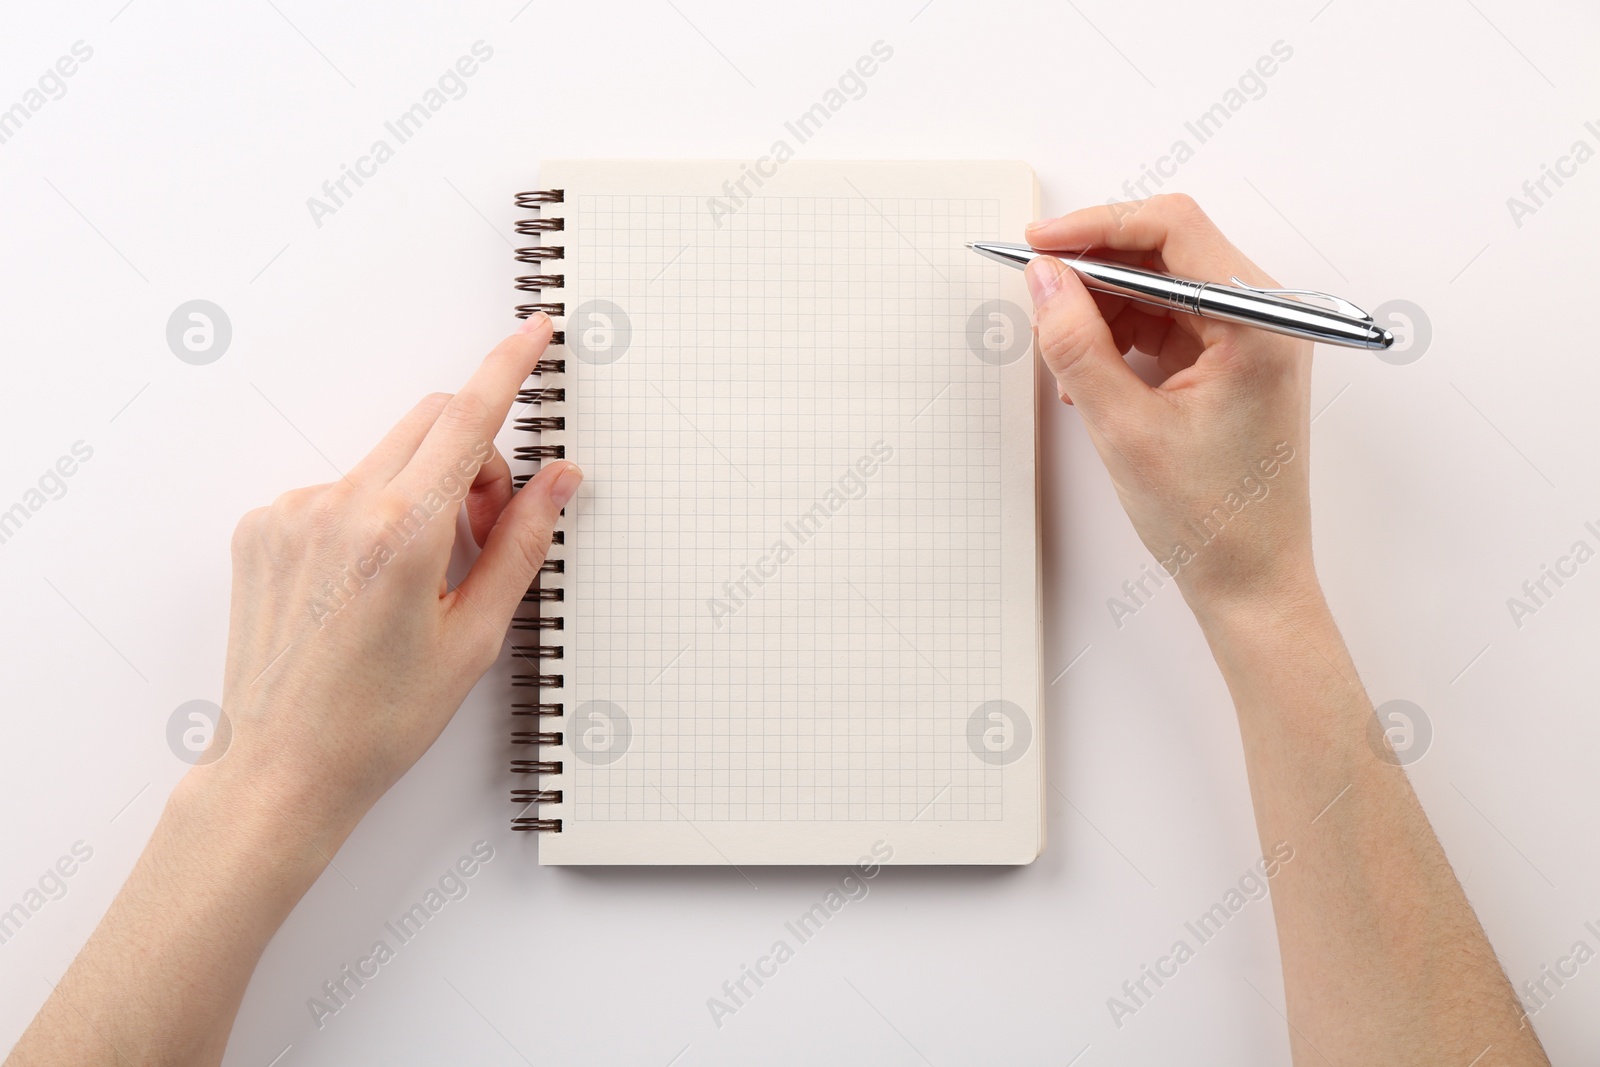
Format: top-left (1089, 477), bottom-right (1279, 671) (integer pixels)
top-left (967, 241), bottom-right (1394, 351)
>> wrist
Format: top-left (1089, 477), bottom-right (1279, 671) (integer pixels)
top-left (1187, 569), bottom-right (1375, 741)
top-left (1184, 562), bottom-right (1326, 637)
top-left (171, 754), bottom-right (360, 897)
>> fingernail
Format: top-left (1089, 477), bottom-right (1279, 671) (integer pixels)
top-left (1024, 219), bottom-right (1048, 236)
top-left (517, 311), bottom-right (551, 335)
top-left (1025, 257), bottom-right (1064, 306)
top-left (549, 463), bottom-right (582, 508)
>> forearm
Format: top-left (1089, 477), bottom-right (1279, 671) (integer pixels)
top-left (7, 767), bottom-right (344, 1067)
top-left (1194, 580), bottom-right (1548, 1065)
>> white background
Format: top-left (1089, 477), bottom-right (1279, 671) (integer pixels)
top-left (2, 1), bottom-right (1598, 1063)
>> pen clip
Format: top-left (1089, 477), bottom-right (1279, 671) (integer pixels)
top-left (1227, 277), bottom-right (1372, 321)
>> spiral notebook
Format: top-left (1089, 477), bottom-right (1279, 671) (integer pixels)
top-left (508, 160), bottom-right (1042, 865)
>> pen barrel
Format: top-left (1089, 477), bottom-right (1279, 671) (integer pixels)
top-left (1064, 260), bottom-right (1205, 313)
top-left (1048, 254), bottom-right (1386, 350)
top-left (1194, 286), bottom-right (1384, 349)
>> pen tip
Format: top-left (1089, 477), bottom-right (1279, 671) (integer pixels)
top-left (964, 241), bottom-right (977, 250)
top-left (1380, 328), bottom-right (1395, 348)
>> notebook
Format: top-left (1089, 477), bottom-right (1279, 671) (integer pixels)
top-left (507, 160), bottom-right (1042, 865)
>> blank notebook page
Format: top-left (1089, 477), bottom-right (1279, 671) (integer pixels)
top-left (533, 160), bottom-right (1041, 864)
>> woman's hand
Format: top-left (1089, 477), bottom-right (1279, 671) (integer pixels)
top-left (1032, 196), bottom-right (1552, 1067)
top-left (204, 313), bottom-right (580, 842)
top-left (1026, 194), bottom-right (1315, 614)
top-left (7, 315), bottom-right (582, 1067)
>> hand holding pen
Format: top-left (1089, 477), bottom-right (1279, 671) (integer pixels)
top-left (1008, 194), bottom-right (1551, 1066)
top-left (1015, 194), bottom-right (1318, 611)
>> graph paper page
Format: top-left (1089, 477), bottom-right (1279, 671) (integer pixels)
top-left (534, 160), bottom-right (1040, 865)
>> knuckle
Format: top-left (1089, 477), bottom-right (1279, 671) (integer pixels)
top-left (1038, 311), bottom-right (1099, 379)
top-left (511, 519), bottom-right (555, 576)
top-left (231, 508), bottom-right (268, 556)
top-left (306, 488), bottom-right (349, 532)
top-left (415, 392), bottom-right (454, 424)
top-left (439, 391), bottom-right (492, 433)
top-left (266, 484), bottom-right (354, 542)
top-left (269, 485), bottom-right (318, 514)
top-left (370, 492), bottom-right (424, 535)
top-left (1158, 192), bottom-right (1202, 218)
top-left (1160, 193), bottom-right (1221, 240)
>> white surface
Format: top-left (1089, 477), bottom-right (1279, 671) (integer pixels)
top-left (1, 0), bottom-right (1597, 1063)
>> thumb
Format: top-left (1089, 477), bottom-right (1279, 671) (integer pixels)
top-left (1028, 256), bottom-right (1155, 424)
top-left (450, 460), bottom-right (581, 627)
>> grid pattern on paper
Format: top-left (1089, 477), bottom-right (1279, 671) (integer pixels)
top-left (567, 193), bottom-right (1007, 823)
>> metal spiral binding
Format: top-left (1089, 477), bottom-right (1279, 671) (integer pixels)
top-left (510, 188), bottom-right (567, 833)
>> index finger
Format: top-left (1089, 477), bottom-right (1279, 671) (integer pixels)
top-left (392, 313), bottom-right (554, 499)
top-left (1025, 194), bottom-right (1276, 291)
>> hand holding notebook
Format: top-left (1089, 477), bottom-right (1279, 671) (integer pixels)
top-left (207, 324), bottom-right (581, 839)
